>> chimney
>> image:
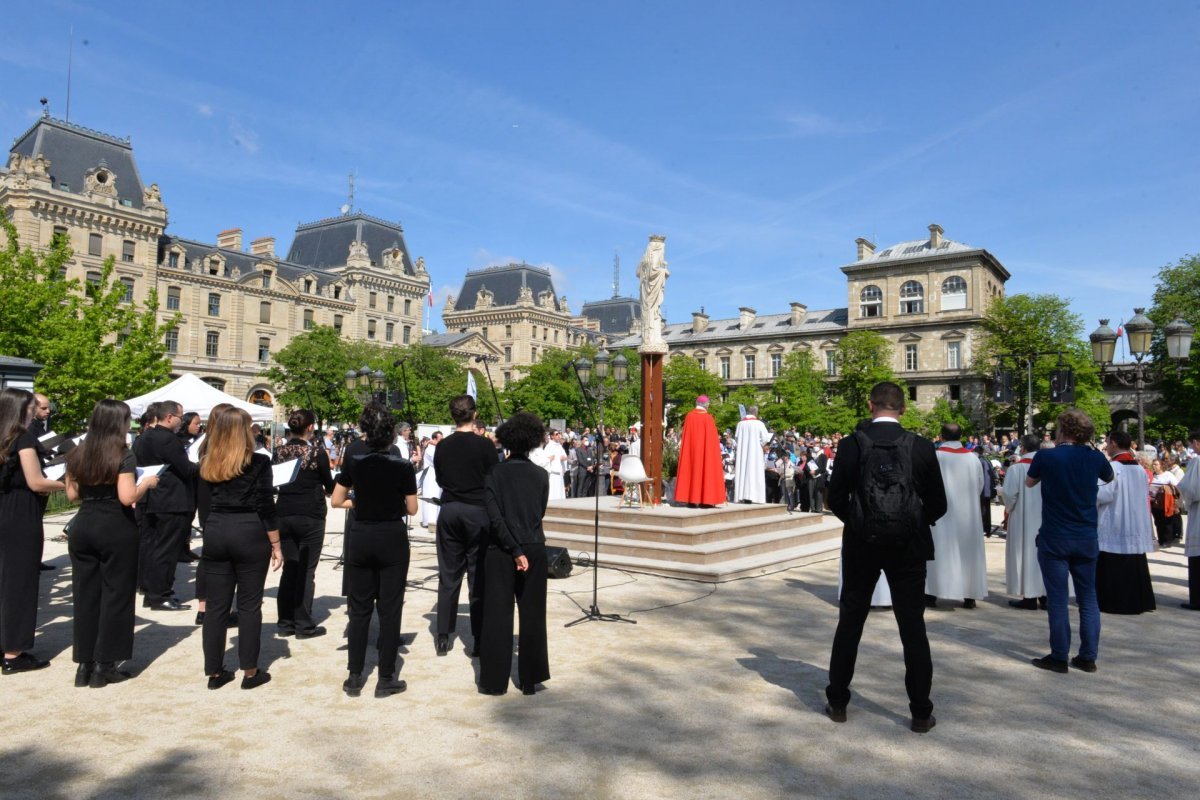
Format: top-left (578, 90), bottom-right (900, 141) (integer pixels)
top-left (217, 228), bottom-right (243, 251)
top-left (855, 237), bottom-right (876, 261)
top-left (692, 309), bottom-right (709, 334)
top-left (250, 236), bottom-right (275, 257)
top-left (739, 307), bottom-right (757, 330)
top-left (928, 224), bottom-right (943, 248)
top-left (790, 302), bottom-right (807, 327)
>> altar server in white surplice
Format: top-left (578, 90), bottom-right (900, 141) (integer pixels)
top-left (533, 430), bottom-right (568, 501)
top-left (926, 424), bottom-right (988, 607)
top-left (1003, 434), bottom-right (1045, 607)
top-left (420, 431), bottom-right (443, 527)
top-left (733, 407), bottom-right (772, 503)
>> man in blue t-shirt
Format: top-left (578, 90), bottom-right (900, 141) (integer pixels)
top-left (1025, 410), bottom-right (1114, 673)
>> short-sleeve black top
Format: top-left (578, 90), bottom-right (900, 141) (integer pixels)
top-left (433, 431), bottom-right (499, 506)
top-left (77, 449), bottom-right (137, 502)
top-left (1, 430), bottom-right (40, 493)
top-left (337, 450), bottom-right (418, 522)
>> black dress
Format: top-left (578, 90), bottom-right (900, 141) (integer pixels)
top-left (0, 431), bottom-right (45, 655)
top-left (480, 456), bottom-right (551, 695)
top-left (69, 450), bottom-right (140, 663)
top-left (336, 451), bottom-right (417, 677)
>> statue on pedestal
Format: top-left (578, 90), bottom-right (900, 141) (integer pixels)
top-left (638, 234), bottom-right (669, 353)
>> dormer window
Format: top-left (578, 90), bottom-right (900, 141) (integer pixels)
top-left (208, 258), bottom-right (220, 276)
top-left (262, 270), bottom-right (271, 289)
top-left (168, 252), bottom-right (180, 269)
top-left (304, 279), bottom-right (313, 294)
top-left (333, 286), bottom-right (342, 300)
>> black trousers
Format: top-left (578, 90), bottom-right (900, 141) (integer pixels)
top-left (828, 549), bottom-right (933, 719)
top-left (435, 502), bottom-right (488, 638)
top-left (201, 512), bottom-right (270, 674)
top-left (798, 480), bottom-right (811, 512)
top-left (810, 481), bottom-right (825, 513)
top-left (138, 511), bottom-right (191, 599)
top-left (0, 490), bottom-right (43, 654)
top-left (1189, 556), bottom-right (1199, 606)
top-left (981, 496), bottom-right (993, 534)
top-left (69, 502), bottom-right (139, 663)
top-left (479, 544), bottom-right (550, 693)
top-left (277, 514), bottom-right (325, 630)
top-left (345, 521), bottom-right (410, 675)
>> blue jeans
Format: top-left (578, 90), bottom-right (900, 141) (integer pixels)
top-left (1037, 536), bottom-right (1100, 661)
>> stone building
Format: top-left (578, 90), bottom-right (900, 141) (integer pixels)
top-left (440, 262), bottom-right (605, 388)
top-left (1, 115), bottom-right (430, 406)
top-left (612, 224), bottom-right (1009, 415)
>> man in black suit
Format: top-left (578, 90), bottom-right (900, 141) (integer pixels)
top-left (825, 382), bottom-right (948, 733)
top-left (571, 438), bottom-right (597, 499)
top-left (133, 400), bottom-right (198, 611)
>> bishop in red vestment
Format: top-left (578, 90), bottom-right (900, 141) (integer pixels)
top-left (675, 396), bottom-right (725, 507)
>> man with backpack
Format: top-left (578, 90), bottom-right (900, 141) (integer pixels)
top-left (825, 382), bottom-right (948, 733)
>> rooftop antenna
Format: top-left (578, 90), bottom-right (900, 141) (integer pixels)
top-left (612, 251), bottom-right (620, 298)
top-left (65, 25), bottom-right (73, 121)
top-left (340, 170), bottom-right (355, 215)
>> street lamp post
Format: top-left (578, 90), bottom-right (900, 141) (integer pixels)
top-left (1089, 309), bottom-right (1194, 451)
top-left (565, 348), bottom-right (635, 628)
top-left (344, 364), bottom-right (387, 405)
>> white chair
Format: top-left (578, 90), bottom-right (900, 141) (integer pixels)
top-left (617, 454), bottom-right (651, 508)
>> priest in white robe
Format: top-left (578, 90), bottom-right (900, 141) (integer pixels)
top-left (733, 407), bottom-right (772, 503)
top-left (926, 424), bottom-right (988, 607)
top-left (1003, 434), bottom-right (1045, 608)
top-left (1095, 430), bottom-right (1157, 614)
top-left (420, 431), bottom-right (442, 528)
top-left (1177, 430), bottom-right (1200, 610)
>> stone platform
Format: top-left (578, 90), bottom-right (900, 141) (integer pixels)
top-left (541, 496), bottom-right (843, 581)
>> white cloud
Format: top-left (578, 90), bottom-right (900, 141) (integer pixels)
top-left (197, 103), bottom-right (213, 117)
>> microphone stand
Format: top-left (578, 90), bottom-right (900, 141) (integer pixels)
top-left (473, 355), bottom-right (506, 425)
top-left (564, 359), bottom-right (636, 628)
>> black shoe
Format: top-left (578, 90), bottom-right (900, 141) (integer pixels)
top-left (962, 599), bottom-right (977, 610)
top-left (40, 562), bottom-right (55, 571)
top-left (521, 683), bottom-right (537, 696)
top-left (824, 703), bottom-right (847, 723)
top-left (295, 626), bottom-right (327, 639)
top-left (1008, 598), bottom-right (1038, 610)
top-left (911, 715), bottom-right (937, 733)
top-left (1038, 596), bottom-right (1048, 610)
top-left (207, 670), bottom-right (236, 690)
top-left (89, 662), bottom-right (132, 688)
top-left (477, 685), bottom-right (507, 696)
top-left (436, 634), bottom-right (450, 656)
top-left (1069, 656), bottom-right (1097, 673)
top-left (343, 672), bottom-right (364, 697)
top-left (74, 662), bottom-right (94, 687)
top-left (241, 671), bottom-right (271, 690)
top-left (1031, 655), bottom-right (1069, 674)
top-left (1181, 602), bottom-right (1200, 610)
top-left (194, 612), bottom-right (205, 626)
top-left (2, 652), bottom-right (50, 674)
top-left (147, 598), bottom-right (191, 611)
top-left (375, 674), bottom-right (407, 697)
top-left (468, 642), bottom-right (480, 658)
top-left (277, 624), bottom-right (296, 637)
top-left (924, 595), bottom-right (938, 609)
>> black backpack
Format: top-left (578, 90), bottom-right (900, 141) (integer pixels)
top-left (850, 429), bottom-right (922, 546)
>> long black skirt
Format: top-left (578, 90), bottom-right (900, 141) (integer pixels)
top-left (1096, 551), bottom-right (1156, 615)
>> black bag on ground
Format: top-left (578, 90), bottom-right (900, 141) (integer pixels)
top-left (850, 429), bottom-right (922, 546)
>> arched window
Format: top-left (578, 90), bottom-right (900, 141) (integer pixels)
top-left (942, 276), bottom-right (968, 310)
top-left (859, 285), bottom-right (883, 318)
top-left (899, 281), bottom-right (924, 314)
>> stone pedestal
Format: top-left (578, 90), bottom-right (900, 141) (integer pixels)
top-left (640, 351), bottom-right (664, 504)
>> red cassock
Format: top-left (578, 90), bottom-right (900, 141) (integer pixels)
top-left (674, 408), bottom-right (725, 505)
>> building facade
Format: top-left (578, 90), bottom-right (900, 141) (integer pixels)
top-left (1, 115), bottom-right (431, 406)
top-left (612, 224), bottom-right (1009, 415)
top-left (440, 263), bottom-right (605, 388)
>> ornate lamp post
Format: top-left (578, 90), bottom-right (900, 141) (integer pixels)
top-left (1090, 309), bottom-right (1194, 450)
top-left (344, 365), bottom-right (386, 404)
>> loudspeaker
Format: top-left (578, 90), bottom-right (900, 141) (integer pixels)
top-left (546, 546), bottom-right (573, 579)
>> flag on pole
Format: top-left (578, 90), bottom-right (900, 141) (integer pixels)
top-left (466, 371), bottom-right (477, 400)
top-left (428, 288), bottom-right (434, 307)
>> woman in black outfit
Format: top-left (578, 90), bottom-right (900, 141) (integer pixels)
top-left (479, 411), bottom-right (551, 696)
top-left (331, 403), bottom-right (418, 698)
top-left (273, 409), bottom-right (334, 638)
top-left (0, 388), bottom-right (65, 673)
top-left (198, 407), bottom-right (282, 690)
top-left (65, 400), bottom-right (159, 687)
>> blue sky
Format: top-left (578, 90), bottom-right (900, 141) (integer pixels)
top-left (2, 1), bottom-right (1198, 342)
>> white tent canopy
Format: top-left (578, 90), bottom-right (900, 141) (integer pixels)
top-left (124, 373), bottom-right (274, 423)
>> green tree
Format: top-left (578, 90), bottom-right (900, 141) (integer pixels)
top-left (381, 343), bottom-right (476, 426)
top-left (975, 293), bottom-right (1109, 435)
top-left (832, 330), bottom-right (897, 419)
top-left (766, 349), bottom-right (860, 434)
top-left (0, 222), bottom-right (178, 432)
top-left (662, 354), bottom-right (723, 428)
top-left (503, 347), bottom-right (591, 427)
top-left (903, 398), bottom-right (973, 439)
top-left (261, 326), bottom-right (361, 426)
top-left (711, 385), bottom-right (765, 432)
top-left (1147, 253), bottom-right (1200, 435)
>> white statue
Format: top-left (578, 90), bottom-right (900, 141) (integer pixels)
top-left (638, 234), bottom-right (669, 352)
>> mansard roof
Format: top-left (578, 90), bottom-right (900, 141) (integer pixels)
top-left (10, 116), bottom-right (146, 209)
top-left (451, 263), bottom-right (563, 312)
top-left (610, 306), bottom-right (848, 349)
top-left (580, 295), bottom-right (642, 335)
top-left (286, 213), bottom-right (416, 275)
top-left (159, 236), bottom-right (344, 292)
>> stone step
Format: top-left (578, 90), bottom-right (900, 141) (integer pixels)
top-left (545, 498), bottom-right (796, 529)
top-left (541, 510), bottom-right (831, 546)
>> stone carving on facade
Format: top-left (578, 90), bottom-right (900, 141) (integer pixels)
top-left (230, 266), bottom-right (241, 280)
top-left (347, 240), bottom-right (371, 268)
top-left (559, 295), bottom-right (570, 314)
top-left (143, 183), bottom-right (165, 209)
top-left (415, 256), bottom-right (427, 275)
top-left (476, 286), bottom-right (495, 309)
top-left (444, 294), bottom-right (456, 312)
top-left (537, 290), bottom-right (555, 308)
top-left (638, 234), bottom-right (669, 353)
top-left (83, 161), bottom-right (118, 197)
top-left (383, 246), bottom-right (405, 272)
top-left (517, 285), bottom-right (534, 306)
